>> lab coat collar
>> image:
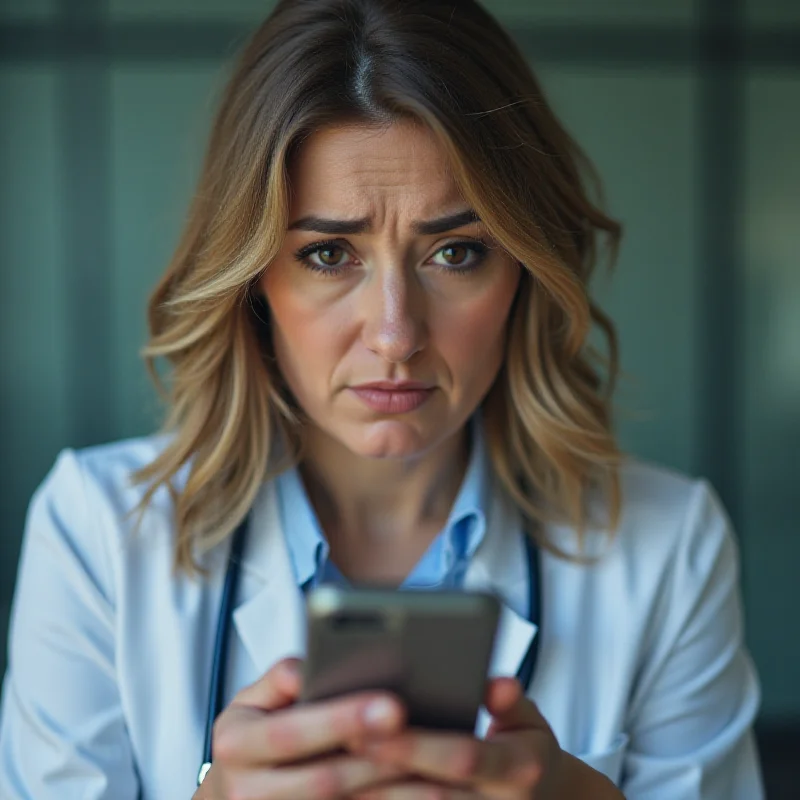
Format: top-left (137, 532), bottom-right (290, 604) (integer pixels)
top-left (231, 480), bottom-right (306, 674)
top-left (230, 473), bottom-right (537, 685)
top-left (464, 475), bottom-right (537, 679)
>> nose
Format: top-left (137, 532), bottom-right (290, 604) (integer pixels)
top-left (361, 267), bottom-right (427, 364)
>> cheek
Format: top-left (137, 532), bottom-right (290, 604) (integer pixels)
top-left (261, 272), bottom-right (352, 399)
top-left (433, 274), bottom-right (518, 385)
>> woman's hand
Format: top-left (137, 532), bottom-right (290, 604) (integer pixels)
top-left (197, 658), bottom-right (409, 799)
top-left (348, 678), bottom-right (622, 799)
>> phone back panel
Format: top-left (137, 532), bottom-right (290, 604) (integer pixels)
top-left (302, 587), bottom-right (501, 731)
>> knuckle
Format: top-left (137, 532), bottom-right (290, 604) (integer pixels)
top-left (518, 759), bottom-right (544, 788)
top-left (514, 737), bottom-right (546, 786)
top-left (529, 759), bottom-right (545, 785)
top-left (323, 700), bottom-right (364, 743)
top-left (219, 777), bottom-right (254, 800)
top-left (211, 715), bottom-right (239, 763)
top-left (262, 716), bottom-right (298, 761)
top-left (231, 790), bottom-right (260, 800)
top-left (450, 738), bottom-right (481, 780)
top-left (307, 763), bottom-right (342, 799)
top-left (331, 697), bottom-right (363, 728)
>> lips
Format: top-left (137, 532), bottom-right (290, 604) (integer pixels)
top-left (349, 381), bottom-right (435, 414)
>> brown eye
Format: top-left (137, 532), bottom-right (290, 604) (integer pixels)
top-left (293, 240), bottom-right (354, 275)
top-left (429, 241), bottom-right (488, 273)
top-left (318, 246), bottom-right (344, 266)
top-left (441, 245), bottom-right (469, 265)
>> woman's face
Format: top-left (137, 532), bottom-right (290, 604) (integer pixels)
top-left (260, 120), bottom-right (521, 461)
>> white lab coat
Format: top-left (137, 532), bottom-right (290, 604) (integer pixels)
top-left (0, 437), bottom-right (764, 799)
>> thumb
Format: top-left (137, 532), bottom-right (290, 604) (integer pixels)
top-left (234, 656), bottom-right (303, 710)
top-left (485, 677), bottom-right (548, 736)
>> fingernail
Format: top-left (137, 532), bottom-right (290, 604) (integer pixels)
top-left (363, 698), bottom-right (399, 730)
top-left (279, 660), bottom-right (302, 687)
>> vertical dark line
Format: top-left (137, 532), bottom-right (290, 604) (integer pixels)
top-left (696, 0), bottom-right (745, 528)
top-left (57, 0), bottom-right (113, 447)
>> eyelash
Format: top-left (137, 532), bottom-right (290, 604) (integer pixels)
top-left (292, 238), bottom-right (491, 277)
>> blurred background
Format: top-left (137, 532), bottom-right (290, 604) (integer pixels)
top-left (0, 0), bottom-right (798, 794)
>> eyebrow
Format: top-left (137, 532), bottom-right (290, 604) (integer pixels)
top-left (287, 209), bottom-right (481, 236)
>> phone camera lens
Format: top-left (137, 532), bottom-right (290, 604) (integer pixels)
top-left (331, 612), bottom-right (386, 632)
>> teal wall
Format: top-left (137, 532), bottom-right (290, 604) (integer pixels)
top-left (1, 0), bottom-right (799, 722)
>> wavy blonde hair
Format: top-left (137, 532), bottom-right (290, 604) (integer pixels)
top-left (135, 0), bottom-right (623, 576)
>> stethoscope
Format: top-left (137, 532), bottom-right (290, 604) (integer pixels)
top-left (197, 515), bottom-right (542, 786)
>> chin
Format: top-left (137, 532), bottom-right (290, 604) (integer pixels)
top-left (348, 419), bottom-right (434, 460)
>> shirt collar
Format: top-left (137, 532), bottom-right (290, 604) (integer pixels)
top-left (442, 413), bottom-right (489, 561)
top-left (274, 465), bottom-right (328, 589)
top-left (275, 413), bottom-right (491, 587)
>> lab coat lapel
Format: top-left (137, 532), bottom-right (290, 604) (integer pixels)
top-left (231, 481), bottom-right (306, 682)
top-left (464, 482), bottom-right (538, 680)
top-left (227, 475), bottom-right (537, 689)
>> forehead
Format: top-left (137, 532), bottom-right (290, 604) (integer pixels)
top-left (287, 121), bottom-right (464, 216)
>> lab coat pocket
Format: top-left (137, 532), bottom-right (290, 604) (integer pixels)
top-left (576, 733), bottom-right (629, 785)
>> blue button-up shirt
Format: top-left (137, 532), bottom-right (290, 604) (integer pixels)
top-left (276, 418), bottom-right (489, 590)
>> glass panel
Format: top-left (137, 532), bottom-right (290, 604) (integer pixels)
top-left (489, 0), bottom-right (696, 24)
top-left (0, 68), bottom-right (65, 667)
top-left (110, 65), bottom-right (223, 438)
top-left (0, 0), bottom-right (56, 20)
top-left (742, 74), bottom-right (800, 718)
top-left (110, 0), bottom-right (277, 22)
top-left (536, 66), bottom-right (700, 474)
top-left (108, 0), bottom-right (695, 24)
top-left (746, 0), bottom-right (800, 26)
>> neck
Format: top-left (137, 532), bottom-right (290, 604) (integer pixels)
top-left (298, 425), bottom-right (470, 553)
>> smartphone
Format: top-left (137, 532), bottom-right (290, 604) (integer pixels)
top-left (301, 585), bottom-right (501, 732)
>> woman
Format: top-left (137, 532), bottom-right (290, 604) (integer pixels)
top-left (0, 0), bottom-right (763, 797)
